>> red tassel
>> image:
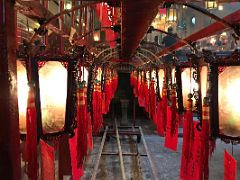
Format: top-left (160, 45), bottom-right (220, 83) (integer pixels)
top-left (76, 84), bottom-right (88, 167)
top-left (181, 121), bottom-right (203, 180)
top-left (104, 79), bottom-right (111, 114)
top-left (97, 84), bottom-right (103, 129)
top-left (156, 100), bottom-right (164, 136)
top-left (161, 83), bottom-right (168, 134)
top-left (224, 150), bottom-right (237, 180)
top-left (164, 107), bottom-right (179, 151)
top-left (170, 87), bottom-right (177, 135)
top-left (93, 83), bottom-right (98, 133)
top-left (144, 81), bottom-right (149, 113)
top-left (87, 111), bottom-right (93, 151)
top-left (138, 81), bottom-right (145, 107)
top-left (69, 131), bottom-right (83, 180)
top-left (192, 122), bottom-right (203, 180)
top-left (25, 87), bottom-right (38, 180)
top-left (180, 96), bottom-right (194, 179)
top-left (149, 80), bottom-right (156, 123)
top-left (93, 82), bottom-right (103, 134)
top-left (40, 140), bottom-right (55, 180)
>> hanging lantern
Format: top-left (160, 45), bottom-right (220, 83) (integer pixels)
top-left (206, 50), bottom-right (240, 139)
top-left (205, 0), bottom-right (218, 9)
top-left (157, 68), bottom-right (165, 98)
top-left (17, 55), bottom-right (78, 138)
top-left (166, 5), bottom-right (177, 23)
top-left (217, 66), bottom-right (240, 137)
top-left (93, 31), bottom-right (100, 42)
top-left (181, 66), bottom-right (208, 110)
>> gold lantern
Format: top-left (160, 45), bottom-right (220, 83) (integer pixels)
top-left (205, 0), bottom-right (218, 9)
top-left (166, 5), bottom-right (177, 23)
top-left (158, 69), bottom-right (165, 97)
top-left (181, 66), bottom-right (208, 110)
top-left (93, 31), bottom-right (100, 42)
top-left (218, 66), bottom-right (240, 137)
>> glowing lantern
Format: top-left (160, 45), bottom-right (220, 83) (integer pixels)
top-left (181, 66), bottom-right (208, 110)
top-left (17, 61), bottom-right (29, 134)
top-left (93, 31), bottom-right (100, 42)
top-left (205, 0), bottom-right (218, 9)
top-left (166, 6), bottom-right (177, 23)
top-left (158, 69), bottom-right (165, 97)
top-left (39, 61), bottom-right (68, 133)
top-left (17, 57), bottom-right (78, 137)
top-left (218, 67), bottom-right (240, 137)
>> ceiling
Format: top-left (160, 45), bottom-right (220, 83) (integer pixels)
top-left (16, 0), bottom-right (240, 62)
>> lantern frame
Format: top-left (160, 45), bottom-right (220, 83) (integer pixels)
top-left (18, 51), bottom-right (82, 140)
top-left (206, 49), bottom-right (240, 141)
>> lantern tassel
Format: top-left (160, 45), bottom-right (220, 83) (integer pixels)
top-left (69, 132), bottom-right (84, 180)
top-left (40, 140), bottom-right (55, 180)
top-left (224, 150), bottom-right (237, 180)
top-left (161, 82), bottom-right (168, 134)
top-left (25, 85), bottom-right (38, 180)
top-left (156, 100), bottom-right (163, 136)
top-left (76, 82), bottom-right (88, 168)
top-left (180, 95), bottom-right (194, 179)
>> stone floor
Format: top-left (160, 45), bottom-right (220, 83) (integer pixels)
top-left (21, 116), bottom-right (240, 179)
top-left (82, 117), bottom-right (240, 180)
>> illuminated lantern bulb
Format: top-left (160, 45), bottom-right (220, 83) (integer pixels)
top-left (210, 37), bottom-right (216, 46)
top-left (65, 3), bottom-right (72, 10)
top-left (93, 31), bottom-right (100, 42)
top-left (218, 5), bottom-right (223, 11)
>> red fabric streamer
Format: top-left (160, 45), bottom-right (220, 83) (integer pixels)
top-left (87, 111), bottom-right (93, 151)
top-left (138, 82), bottom-right (145, 107)
top-left (93, 82), bottom-right (103, 134)
top-left (25, 87), bottom-right (38, 180)
top-left (161, 84), bottom-right (168, 134)
top-left (40, 140), bottom-right (55, 180)
top-left (149, 80), bottom-right (156, 123)
top-left (180, 98), bottom-right (194, 179)
top-left (164, 107), bottom-right (179, 151)
top-left (144, 81), bottom-right (149, 113)
top-left (224, 150), bottom-right (237, 180)
top-left (76, 85), bottom-right (88, 167)
top-left (156, 100), bottom-right (164, 136)
top-left (170, 88), bottom-right (177, 135)
top-left (192, 122), bottom-right (203, 180)
top-left (180, 121), bottom-right (203, 180)
top-left (69, 131), bottom-right (83, 180)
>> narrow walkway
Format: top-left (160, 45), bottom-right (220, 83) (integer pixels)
top-left (83, 117), bottom-right (240, 180)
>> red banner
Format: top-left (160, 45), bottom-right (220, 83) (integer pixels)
top-left (164, 108), bottom-right (179, 151)
top-left (224, 150), bottom-right (237, 180)
top-left (180, 121), bottom-right (204, 180)
top-left (40, 140), bottom-right (55, 180)
top-left (76, 86), bottom-right (88, 167)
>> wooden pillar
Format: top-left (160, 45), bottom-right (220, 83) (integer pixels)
top-left (0, 0), bottom-right (21, 179)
